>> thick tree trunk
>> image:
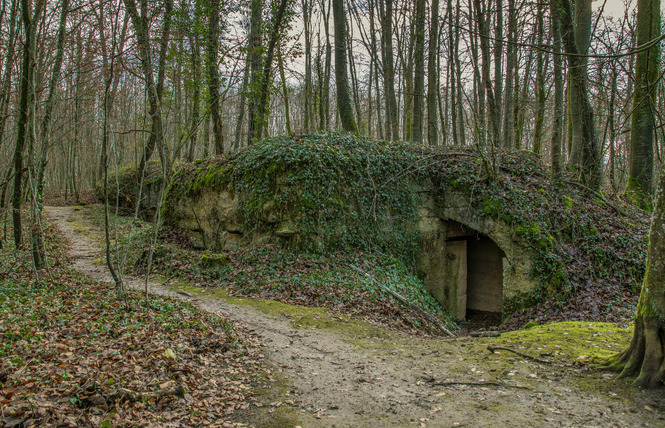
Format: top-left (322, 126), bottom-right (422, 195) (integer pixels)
top-left (604, 166), bottom-right (665, 388)
top-left (568, 0), bottom-right (591, 165)
top-left (245, 0), bottom-right (264, 144)
top-left (12, 0), bottom-right (45, 247)
top-left (627, 0), bottom-right (660, 207)
top-left (332, 0), bottom-right (358, 133)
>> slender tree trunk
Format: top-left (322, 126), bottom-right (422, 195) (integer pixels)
top-left (234, 59), bottom-right (250, 150)
top-left (208, 0), bottom-right (224, 155)
top-left (123, 0), bottom-right (170, 180)
top-left (278, 52), bottom-right (292, 136)
top-left (379, 0), bottom-right (398, 140)
top-left (550, 2), bottom-right (563, 178)
top-left (502, 0), bottom-right (516, 149)
top-left (187, 34), bottom-right (201, 162)
top-left (30, 0), bottom-right (70, 268)
top-left (0, 0), bottom-right (18, 159)
top-left (411, 0), bottom-right (426, 143)
top-left (427, 0), bottom-right (439, 147)
top-left (302, 0), bottom-right (313, 132)
top-left (252, 0), bottom-right (290, 141)
top-left (533, 3), bottom-right (546, 154)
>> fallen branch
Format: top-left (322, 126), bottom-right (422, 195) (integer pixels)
top-left (351, 265), bottom-right (455, 337)
top-left (470, 331), bottom-right (501, 337)
top-left (487, 345), bottom-right (553, 364)
top-left (422, 377), bottom-right (529, 390)
top-left (109, 382), bottom-right (186, 403)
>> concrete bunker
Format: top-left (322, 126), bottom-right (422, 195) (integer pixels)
top-left (419, 220), bottom-right (505, 324)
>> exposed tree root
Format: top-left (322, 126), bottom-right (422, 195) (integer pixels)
top-left (600, 315), bottom-right (665, 389)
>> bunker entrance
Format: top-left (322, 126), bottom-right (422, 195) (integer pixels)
top-left (443, 221), bottom-right (505, 324)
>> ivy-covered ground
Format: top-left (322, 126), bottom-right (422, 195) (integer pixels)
top-left (161, 133), bottom-right (648, 330)
top-left (0, 215), bottom-right (264, 427)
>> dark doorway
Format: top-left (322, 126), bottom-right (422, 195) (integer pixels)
top-left (443, 222), bottom-right (504, 323)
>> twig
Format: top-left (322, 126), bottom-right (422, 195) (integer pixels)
top-left (351, 265), bottom-right (455, 337)
top-left (487, 345), bottom-right (553, 364)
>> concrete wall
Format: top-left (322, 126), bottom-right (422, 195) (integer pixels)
top-left (166, 183), bottom-right (538, 319)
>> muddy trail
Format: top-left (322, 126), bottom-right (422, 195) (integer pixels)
top-left (46, 206), bottom-right (664, 427)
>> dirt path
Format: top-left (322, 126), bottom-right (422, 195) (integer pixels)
top-left (46, 206), bottom-right (664, 427)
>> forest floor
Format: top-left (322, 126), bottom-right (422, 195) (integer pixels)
top-left (2, 204), bottom-right (664, 427)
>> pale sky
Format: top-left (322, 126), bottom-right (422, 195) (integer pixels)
top-left (594, 0), bottom-right (633, 17)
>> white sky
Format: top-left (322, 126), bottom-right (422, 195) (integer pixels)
top-left (593, 0), bottom-right (637, 17)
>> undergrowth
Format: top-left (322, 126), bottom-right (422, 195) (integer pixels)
top-left (86, 205), bottom-right (457, 335)
top-left (160, 133), bottom-right (648, 325)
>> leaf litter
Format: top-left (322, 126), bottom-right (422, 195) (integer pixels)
top-left (0, 219), bottom-right (264, 427)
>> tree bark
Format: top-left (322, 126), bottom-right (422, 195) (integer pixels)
top-left (12, 0), bottom-right (45, 247)
top-left (207, 0), bottom-right (224, 155)
top-left (246, 0), bottom-right (264, 144)
top-left (568, 0), bottom-right (591, 165)
top-left (427, 0), bottom-right (439, 147)
top-left (252, 0), bottom-right (290, 141)
top-left (603, 165), bottom-right (665, 388)
top-left (627, 0), bottom-right (660, 207)
top-left (550, 1), bottom-right (563, 178)
top-left (553, 0), bottom-right (601, 190)
top-left (411, 0), bottom-right (426, 143)
top-left (379, 0), bottom-right (398, 140)
top-left (332, 0), bottom-right (358, 133)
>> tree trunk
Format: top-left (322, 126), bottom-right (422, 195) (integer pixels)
top-left (550, 1), bottom-right (563, 178)
top-left (252, 0), bottom-right (290, 141)
top-left (123, 0), bottom-right (170, 179)
top-left (246, 0), bottom-right (264, 144)
top-left (278, 52), bottom-right (292, 136)
top-left (603, 164), bottom-right (665, 388)
top-left (12, 0), bottom-right (45, 247)
top-left (567, 0), bottom-right (591, 165)
top-left (379, 0), bottom-right (398, 140)
top-left (208, 0), bottom-right (224, 155)
top-left (30, 0), bottom-right (70, 268)
top-left (302, 0), bottom-right (313, 132)
top-left (332, 0), bottom-right (358, 133)
top-left (554, 0), bottom-right (601, 190)
top-left (627, 0), bottom-right (660, 208)
top-left (427, 0), bottom-right (439, 146)
top-left (187, 34), bottom-right (200, 162)
top-left (411, 0), bottom-right (426, 143)
top-left (532, 2), bottom-right (546, 154)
